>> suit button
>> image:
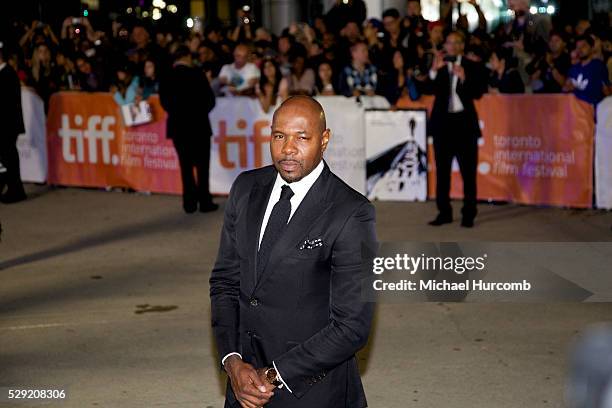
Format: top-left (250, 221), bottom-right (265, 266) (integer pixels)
top-left (250, 298), bottom-right (259, 307)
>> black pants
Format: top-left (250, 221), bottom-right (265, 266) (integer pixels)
top-left (172, 137), bottom-right (213, 208)
top-left (0, 133), bottom-right (26, 199)
top-left (432, 112), bottom-right (478, 220)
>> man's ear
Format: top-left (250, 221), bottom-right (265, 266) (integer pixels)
top-left (321, 129), bottom-right (331, 153)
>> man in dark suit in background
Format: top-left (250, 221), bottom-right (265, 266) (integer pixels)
top-left (210, 96), bottom-right (377, 408)
top-left (0, 41), bottom-right (26, 204)
top-left (427, 31), bottom-right (486, 228)
top-left (159, 45), bottom-right (217, 213)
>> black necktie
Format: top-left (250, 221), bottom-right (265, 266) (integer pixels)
top-left (448, 64), bottom-right (455, 112)
top-left (257, 185), bottom-right (294, 279)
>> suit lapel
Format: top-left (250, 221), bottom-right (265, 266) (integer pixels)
top-left (245, 169), bottom-right (276, 293)
top-left (253, 163), bottom-right (333, 293)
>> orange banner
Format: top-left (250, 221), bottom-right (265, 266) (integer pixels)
top-left (46, 92), bottom-right (182, 194)
top-left (46, 92), bottom-right (595, 208)
top-left (398, 94), bottom-right (595, 208)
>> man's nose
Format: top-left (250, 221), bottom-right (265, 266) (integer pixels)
top-left (281, 137), bottom-right (298, 155)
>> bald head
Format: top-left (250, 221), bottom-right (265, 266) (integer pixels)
top-left (270, 96), bottom-right (330, 182)
top-left (273, 96), bottom-right (327, 134)
top-left (233, 44), bottom-right (249, 68)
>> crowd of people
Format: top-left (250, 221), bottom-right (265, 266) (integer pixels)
top-left (1, 0), bottom-right (611, 115)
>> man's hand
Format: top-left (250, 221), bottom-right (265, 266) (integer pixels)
top-left (453, 64), bottom-right (466, 82)
top-left (432, 51), bottom-right (446, 71)
top-left (512, 35), bottom-right (525, 52)
top-left (563, 79), bottom-right (575, 92)
top-left (224, 355), bottom-right (274, 408)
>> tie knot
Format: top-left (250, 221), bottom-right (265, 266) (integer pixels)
top-left (280, 185), bottom-right (294, 201)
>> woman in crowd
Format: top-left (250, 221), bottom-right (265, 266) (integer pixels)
top-left (54, 50), bottom-right (79, 91)
top-left (74, 54), bottom-right (106, 92)
top-left (27, 43), bottom-right (58, 112)
top-left (255, 58), bottom-right (288, 113)
top-left (315, 61), bottom-right (337, 95)
top-left (276, 34), bottom-right (294, 76)
top-left (378, 49), bottom-right (419, 106)
top-left (363, 18), bottom-right (384, 69)
top-left (112, 64), bottom-right (140, 105)
top-left (140, 59), bottom-right (159, 99)
top-left (488, 47), bottom-right (525, 94)
top-left (287, 52), bottom-right (315, 95)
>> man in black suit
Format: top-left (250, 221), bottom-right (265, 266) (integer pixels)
top-left (210, 96), bottom-right (377, 408)
top-left (159, 45), bottom-right (217, 213)
top-left (427, 31), bottom-right (486, 228)
top-left (0, 42), bottom-right (26, 203)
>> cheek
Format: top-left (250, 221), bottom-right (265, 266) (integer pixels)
top-left (269, 140), bottom-right (281, 158)
top-left (299, 144), bottom-right (319, 164)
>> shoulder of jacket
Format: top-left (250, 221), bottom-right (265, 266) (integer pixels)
top-left (327, 171), bottom-right (371, 212)
top-left (231, 165), bottom-right (275, 192)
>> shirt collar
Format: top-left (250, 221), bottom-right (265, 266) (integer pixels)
top-left (448, 55), bottom-right (462, 66)
top-left (273, 159), bottom-right (325, 197)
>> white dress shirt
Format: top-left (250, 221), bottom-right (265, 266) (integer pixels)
top-left (429, 55), bottom-right (464, 113)
top-left (258, 159), bottom-right (324, 248)
top-left (222, 160), bottom-right (326, 393)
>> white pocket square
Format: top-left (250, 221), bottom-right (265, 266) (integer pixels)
top-left (298, 238), bottom-right (323, 250)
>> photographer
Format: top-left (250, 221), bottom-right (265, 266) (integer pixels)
top-left (427, 31), bottom-right (486, 228)
top-left (229, 6), bottom-right (255, 44)
top-left (19, 20), bottom-right (59, 55)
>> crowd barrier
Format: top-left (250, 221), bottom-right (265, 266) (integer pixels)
top-left (596, 97), bottom-right (612, 209)
top-left (398, 94), bottom-right (596, 209)
top-left (17, 88), bottom-right (47, 183)
top-left (42, 93), bottom-right (368, 195)
top-left (17, 90), bottom-right (610, 208)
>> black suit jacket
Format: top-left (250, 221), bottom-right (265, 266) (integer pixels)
top-left (210, 162), bottom-right (378, 408)
top-left (159, 64), bottom-right (215, 140)
top-left (0, 64), bottom-right (25, 137)
top-left (428, 57), bottom-right (486, 139)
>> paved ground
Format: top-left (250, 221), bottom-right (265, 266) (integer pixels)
top-left (1, 184), bottom-right (611, 407)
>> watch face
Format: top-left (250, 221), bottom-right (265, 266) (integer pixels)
top-left (266, 368), bottom-right (277, 384)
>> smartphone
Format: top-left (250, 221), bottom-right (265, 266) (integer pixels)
top-left (72, 17), bottom-right (82, 25)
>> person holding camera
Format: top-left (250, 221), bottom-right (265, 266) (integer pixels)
top-left (427, 31), bottom-right (486, 228)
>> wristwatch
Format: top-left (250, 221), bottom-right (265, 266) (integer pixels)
top-left (264, 367), bottom-right (282, 387)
